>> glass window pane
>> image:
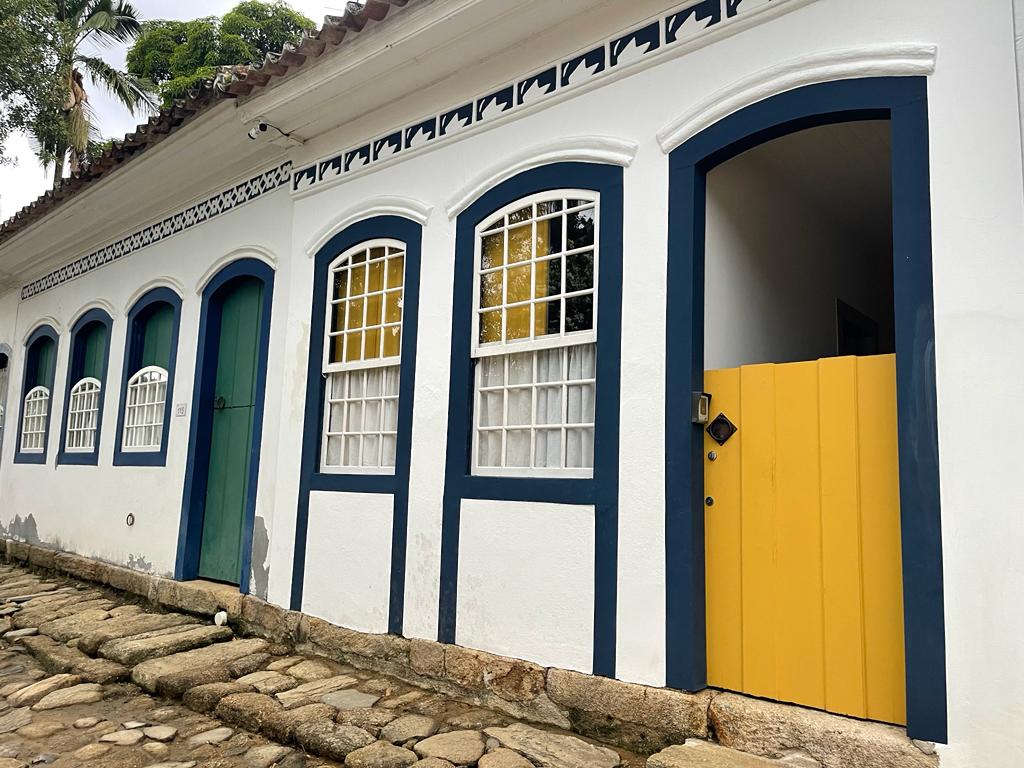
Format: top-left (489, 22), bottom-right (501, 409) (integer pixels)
top-left (536, 200), bottom-right (563, 217)
top-left (332, 269), bottom-right (349, 301)
top-left (386, 254), bottom-right (405, 288)
top-left (345, 331), bottom-right (363, 362)
top-left (506, 430), bottom-right (531, 466)
top-left (567, 207), bottom-right (596, 250)
top-left (350, 262), bottom-right (367, 294)
top-left (382, 435), bottom-right (397, 467)
top-left (385, 367), bottom-right (400, 396)
top-left (478, 430), bottom-right (502, 467)
top-left (480, 272), bottom-right (503, 309)
top-left (369, 246), bottom-right (386, 262)
top-left (507, 388), bottom-right (531, 426)
top-left (537, 215), bottom-right (562, 257)
top-left (365, 369), bottom-right (383, 398)
top-left (362, 434), bottom-right (380, 466)
top-left (508, 224), bottom-right (532, 264)
top-left (565, 294), bottom-right (594, 333)
top-left (536, 385), bottom-right (561, 425)
top-left (385, 291), bottom-right (402, 324)
top-left (481, 233), bottom-right (504, 270)
top-left (346, 297), bottom-right (365, 330)
top-left (535, 428), bottom-right (561, 468)
top-left (507, 352), bottom-right (532, 384)
top-left (479, 356), bottom-right (504, 387)
top-left (479, 311), bottom-right (502, 344)
top-left (506, 265), bottom-right (531, 304)
top-left (534, 299), bottom-right (561, 338)
top-left (478, 391), bottom-right (503, 427)
top-left (508, 205), bottom-right (532, 224)
top-left (536, 257), bottom-right (561, 300)
top-left (537, 348), bottom-right (562, 382)
top-left (566, 251), bottom-right (594, 293)
top-left (368, 260), bottom-right (385, 292)
top-left (383, 326), bottom-right (402, 358)
top-left (505, 305), bottom-right (530, 340)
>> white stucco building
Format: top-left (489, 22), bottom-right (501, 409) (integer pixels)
top-left (1, 1), bottom-right (1022, 764)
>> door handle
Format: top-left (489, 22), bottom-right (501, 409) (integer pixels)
top-left (213, 396), bottom-right (227, 411)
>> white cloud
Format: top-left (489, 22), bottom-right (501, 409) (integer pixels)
top-left (0, 0), bottom-right (339, 222)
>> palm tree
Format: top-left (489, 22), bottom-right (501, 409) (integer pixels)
top-left (34, 0), bottom-right (158, 185)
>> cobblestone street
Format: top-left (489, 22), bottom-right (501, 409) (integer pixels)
top-left (0, 562), bottom-right (656, 768)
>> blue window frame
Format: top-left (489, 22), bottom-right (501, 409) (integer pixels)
top-left (14, 325), bottom-right (59, 464)
top-left (57, 309), bottom-right (113, 465)
top-left (289, 216), bottom-right (423, 635)
top-left (437, 162), bottom-right (624, 676)
top-left (113, 287), bottom-right (182, 467)
top-left (0, 344), bottom-right (10, 460)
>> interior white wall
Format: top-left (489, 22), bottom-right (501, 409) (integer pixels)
top-left (704, 121), bottom-right (893, 370)
top-left (456, 499), bottom-right (595, 673)
top-left (302, 490), bottom-right (394, 634)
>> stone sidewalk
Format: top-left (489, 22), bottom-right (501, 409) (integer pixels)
top-left (0, 561), bottom-right (822, 768)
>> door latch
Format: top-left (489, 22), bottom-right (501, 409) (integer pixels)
top-left (213, 396), bottom-right (227, 411)
top-left (691, 392), bottom-right (711, 424)
top-left (707, 413), bottom-right (738, 445)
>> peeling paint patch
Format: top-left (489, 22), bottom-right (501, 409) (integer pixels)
top-left (126, 553), bottom-right (153, 572)
top-left (0, 514), bottom-right (40, 544)
top-left (251, 515), bottom-right (270, 599)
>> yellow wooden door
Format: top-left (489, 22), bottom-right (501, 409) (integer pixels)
top-left (704, 354), bottom-right (906, 724)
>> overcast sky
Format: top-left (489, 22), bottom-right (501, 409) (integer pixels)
top-left (0, 0), bottom-right (342, 222)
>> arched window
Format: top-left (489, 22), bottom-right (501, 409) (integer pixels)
top-left (58, 310), bottom-right (112, 464)
top-left (321, 239), bottom-right (406, 471)
top-left (0, 351), bottom-right (9, 455)
top-left (114, 288), bottom-right (181, 466)
top-left (15, 326), bottom-right (58, 463)
top-left (471, 191), bottom-right (598, 475)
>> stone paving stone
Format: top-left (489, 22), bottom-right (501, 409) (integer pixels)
top-left (144, 724), bottom-right (179, 741)
top-left (479, 748), bottom-right (535, 768)
top-left (132, 638), bottom-right (269, 692)
top-left (7, 674), bottom-right (79, 707)
top-left (18, 635), bottom-right (129, 683)
top-left (320, 689), bottom-right (379, 711)
top-left (261, 702), bottom-right (336, 744)
top-left (413, 731), bottom-right (487, 765)
top-left (235, 671), bottom-right (297, 695)
top-left (156, 664), bottom-right (234, 699)
top-left (216, 692), bottom-right (283, 732)
top-left (188, 725), bottom-right (234, 746)
top-left (274, 675), bottom-right (357, 709)
top-left (285, 659), bottom-right (342, 681)
top-left (1, 630), bottom-right (37, 642)
top-left (73, 716), bottom-right (100, 728)
top-left (293, 720), bottom-right (374, 761)
top-left (380, 713), bottom-right (438, 744)
top-left (228, 653), bottom-right (271, 678)
top-left (31, 682), bottom-right (104, 710)
top-left (99, 624), bottom-right (234, 665)
top-left (183, 682), bottom-right (254, 714)
top-left (336, 707), bottom-right (398, 737)
top-left (485, 723), bottom-right (622, 768)
top-left (244, 744), bottom-right (292, 768)
top-left (345, 740), bottom-right (418, 768)
top-left (265, 657), bottom-right (302, 672)
top-left (72, 743), bottom-right (111, 759)
top-left (35, 609), bottom-right (112, 643)
top-left (411, 760), bottom-right (455, 768)
top-left (0, 708), bottom-right (31, 734)
top-left (100, 727), bottom-right (146, 745)
top-left (77, 613), bottom-right (200, 655)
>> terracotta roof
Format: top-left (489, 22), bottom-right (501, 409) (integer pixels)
top-left (0, 0), bottom-right (413, 247)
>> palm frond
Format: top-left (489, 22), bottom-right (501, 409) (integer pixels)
top-left (75, 54), bottom-right (159, 114)
top-left (77, 0), bottom-right (143, 47)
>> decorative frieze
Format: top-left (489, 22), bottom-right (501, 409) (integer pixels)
top-left (21, 162), bottom-right (293, 301)
top-left (291, 0), bottom-right (788, 195)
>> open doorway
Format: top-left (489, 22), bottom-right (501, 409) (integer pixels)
top-left (701, 120), bottom-right (906, 725)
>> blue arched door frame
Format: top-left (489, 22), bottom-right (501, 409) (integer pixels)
top-left (177, 257), bottom-right (275, 593)
top-left (665, 76), bottom-right (945, 742)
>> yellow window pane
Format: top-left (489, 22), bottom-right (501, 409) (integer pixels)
top-left (366, 293), bottom-right (383, 326)
top-left (369, 246), bottom-right (386, 262)
top-left (506, 305), bottom-right (530, 340)
top-left (364, 327), bottom-right (382, 360)
top-left (332, 269), bottom-right (349, 301)
top-left (534, 258), bottom-right (553, 300)
top-left (508, 223), bottom-right (532, 263)
top-left (345, 331), bottom-right (363, 362)
top-left (385, 290), bottom-right (403, 323)
top-left (331, 302), bottom-right (346, 335)
top-left (482, 233), bottom-right (504, 270)
top-left (384, 325), bottom-right (402, 357)
top-left (368, 260), bottom-right (384, 292)
top-left (535, 218), bottom-right (552, 259)
top-left (480, 272), bottom-right (503, 309)
top-left (479, 310), bottom-right (502, 344)
top-left (387, 255), bottom-right (405, 288)
top-left (347, 297), bottom-right (365, 330)
top-left (329, 334), bottom-right (344, 363)
top-left (507, 265), bottom-right (532, 304)
top-left (350, 263), bottom-right (367, 295)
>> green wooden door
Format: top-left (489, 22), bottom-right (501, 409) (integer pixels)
top-left (198, 277), bottom-right (264, 584)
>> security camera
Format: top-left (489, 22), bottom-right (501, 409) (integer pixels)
top-left (247, 122), bottom-right (269, 141)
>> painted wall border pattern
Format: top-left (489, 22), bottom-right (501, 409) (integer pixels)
top-left (292, 0), bottom-right (803, 197)
top-left (21, 162), bottom-right (293, 301)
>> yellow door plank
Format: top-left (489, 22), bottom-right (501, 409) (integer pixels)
top-left (857, 354), bottom-right (906, 724)
top-left (818, 357), bottom-right (868, 718)
top-left (739, 363), bottom-right (778, 700)
top-left (704, 368), bottom-right (743, 691)
top-left (773, 361), bottom-right (825, 709)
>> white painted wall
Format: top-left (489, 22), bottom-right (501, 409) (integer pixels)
top-left (303, 491), bottom-right (394, 634)
top-left (456, 499), bottom-right (595, 673)
top-left (0, 1), bottom-right (1020, 764)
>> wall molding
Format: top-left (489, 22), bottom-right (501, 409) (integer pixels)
top-left (21, 162), bottom-right (292, 302)
top-left (196, 246), bottom-right (278, 293)
top-left (657, 43), bottom-right (938, 153)
top-left (123, 278), bottom-right (185, 315)
top-left (21, 317), bottom-right (62, 344)
top-left (304, 196), bottom-right (433, 256)
top-left (68, 299), bottom-right (117, 327)
top-left (445, 137), bottom-right (638, 219)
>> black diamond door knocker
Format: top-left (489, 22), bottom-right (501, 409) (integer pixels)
top-left (707, 413), bottom-right (737, 445)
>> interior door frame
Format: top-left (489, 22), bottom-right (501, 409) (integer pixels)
top-left (176, 257), bottom-right (275, 592)
top-left (664, 77), bottom-right (946, 742)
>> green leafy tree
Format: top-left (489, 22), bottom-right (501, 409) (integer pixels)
top-left (127, 2), bottom-right (314, 106)
top-left (28, 0), bottom-right (158, 185)
top-left (0, 0), bottom-right (63, 166)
